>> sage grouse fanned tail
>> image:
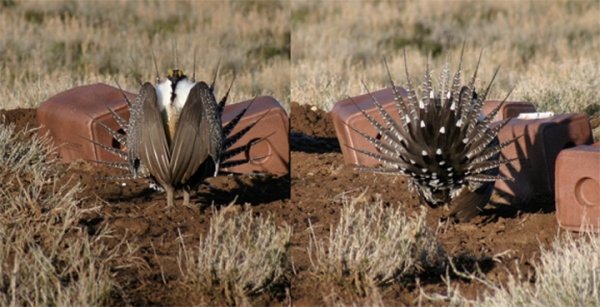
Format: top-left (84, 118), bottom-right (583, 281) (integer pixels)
top-left (93, 68), bottom-right (262, 207)
top-left (350, 52), bottom-right (518, 221)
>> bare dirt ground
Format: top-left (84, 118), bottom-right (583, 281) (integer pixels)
top-left (0, 105), bottom-right (582, 305)
top-left (288, 103), bottom-right (561, 305)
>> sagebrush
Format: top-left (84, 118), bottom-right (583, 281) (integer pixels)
top-left (178, 208), bottom-right (292, 306)
top-left (309, 193), bottom-right (446, 297)
top-left (424, 231), bottom-right (600, 306)
top-left (0, 123), bottom-right (136, 305)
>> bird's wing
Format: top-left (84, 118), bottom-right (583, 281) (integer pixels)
top-left (197, 81), bottom-right (224, 174)
top-left (125, 85), bottom-right (146, 176)
top-left (170, 82), bottom-right (211, 184)
top-left (138, 82), bottom-right (172, 186)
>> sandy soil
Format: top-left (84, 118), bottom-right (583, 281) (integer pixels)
top-left (0, 105), bottom-right (575, 305)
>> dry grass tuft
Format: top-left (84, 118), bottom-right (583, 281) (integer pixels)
top-left (514, 59), bottom-right (600, 116)
top-left (292, 0), bottom-right (600, 140)
top-left (308, 192), bottom-right (445, 297)
top-left (177, 207), bottom-right (292, 306)
top-left (0, 0), bottom-right (290, 110)
top-left (0, 123), bottom-right (135, 305)
top-left (425, 232), bottom-right (600, 306)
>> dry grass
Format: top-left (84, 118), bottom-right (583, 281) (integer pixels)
top-left (291, 0), bottom-right (600, 133)
top-left (424, 232), bottom-right (600, 306)
top-left (0, 0), bottom-right (290, 110)
top-left (308, 192), bottom-right (445, 297)
top-left (0, 123), bottom-right (137, 305)
top-left (177, 207), bottom-right (292, 306)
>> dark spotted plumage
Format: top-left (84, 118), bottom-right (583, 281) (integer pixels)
top-left (350, 51), bottom-right (517, 221)
top-left (94, 66), bottom-right (265, 207)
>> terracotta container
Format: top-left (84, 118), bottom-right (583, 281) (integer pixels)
top-left (330, 87), bottom-right (407, 166)
top-left (481, 100), bottom-right (536, 121)
top-left (37, 83), bottom-right (289, 175)
top-left (495, 113), bottom-right (594, 205)
top-left (37, 83), bottom-right (134, 163)
top-left (555, 142), bottom-right (600, 231)
top-left (221, 96), bottom-right (290, 176)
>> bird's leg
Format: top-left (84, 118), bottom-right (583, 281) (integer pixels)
top-left (165, 185), bottom-right (174, 208)
top-left (183, 189), bottom-right (191, 207)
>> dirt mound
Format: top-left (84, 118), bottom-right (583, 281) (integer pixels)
top-left (290, 102), bottom-right (336, 137)
top-left (0, 105), bottom-right (571, 305)
top-left (290, 102), bottom-right (341, 154)
top-left (0, 108), bottom-right (38, 129)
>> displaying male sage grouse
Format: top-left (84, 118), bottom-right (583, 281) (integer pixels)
top-left (94, 66), bottom-right (263, 207)
top-left (348, 51), bottom-right (517, 221)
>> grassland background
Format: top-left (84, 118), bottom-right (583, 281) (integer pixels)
top-left (0, 0), bottom-right (290, 110)
top-left (291, 0), bottom-right (600, 139)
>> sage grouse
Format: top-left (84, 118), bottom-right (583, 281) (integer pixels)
top-left (94, 67), bottom-right (263, 207)
top-left (349, 52), bottom-right (517, 221)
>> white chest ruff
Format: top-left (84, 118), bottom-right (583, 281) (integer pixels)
top-left (155, 78), bottom-right (196, 123)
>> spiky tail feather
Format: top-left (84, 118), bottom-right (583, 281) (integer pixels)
top-left (350, 51), bottom-right (518, 220)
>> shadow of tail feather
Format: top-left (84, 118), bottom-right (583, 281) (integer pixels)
top-left (91, 71), bottom-right (269, 207)
top-left (350, 49), bottom-right (520, 222)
